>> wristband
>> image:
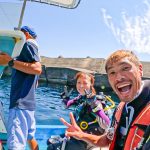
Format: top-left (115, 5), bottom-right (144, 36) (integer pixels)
top-left (106, 127), bottom-right (115, 141)
top-left (8, 59), bottom-right (15, 67)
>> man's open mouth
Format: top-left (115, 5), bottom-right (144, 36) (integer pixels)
top-left (117, 83), bottom-right (132, 94)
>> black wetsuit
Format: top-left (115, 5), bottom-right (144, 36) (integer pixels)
top-left (114, 80), bottom-right (150, 150)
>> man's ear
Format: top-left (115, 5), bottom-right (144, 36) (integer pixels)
top-left (139, 64), bottom-right (143, 77)
top-left (24, 32), bottom-right (30, 39)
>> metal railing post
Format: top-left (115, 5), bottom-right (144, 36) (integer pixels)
top-left (18, 0), bottom-right (27, 30)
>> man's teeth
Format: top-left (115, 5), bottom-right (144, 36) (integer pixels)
top-left (117, 83), bottom-right (130, 88)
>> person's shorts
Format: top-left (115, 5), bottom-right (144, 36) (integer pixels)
top-left (7, 108), bottom-right (36, 150)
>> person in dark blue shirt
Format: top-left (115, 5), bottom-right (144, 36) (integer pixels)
top-left (0, 26), bottom-right (42, 150)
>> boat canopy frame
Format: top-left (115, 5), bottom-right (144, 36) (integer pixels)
top-left (17, 0), bottom-right (81, 29)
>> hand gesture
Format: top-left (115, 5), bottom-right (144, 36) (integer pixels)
top-left (84, 89), bottom-right (94, 99)
top-left (60, 86), bottom-right (73, 100)
top-left (60, 112), bottom-right (83, 140)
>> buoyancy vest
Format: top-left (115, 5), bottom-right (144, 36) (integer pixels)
top-left (109, 102), bottom-right (150, 150)
top-left (75, 95), bottom-right (110, 135)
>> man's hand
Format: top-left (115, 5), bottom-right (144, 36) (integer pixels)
top-left (0, 52), bottom-right (12, 66)
top-left (60, 112), bottom-right (83, 140)
top-left (60, 113), bottom-right (110, 147)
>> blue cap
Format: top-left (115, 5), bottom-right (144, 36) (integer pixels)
top-left (21, 26), bottom-right (37, 38)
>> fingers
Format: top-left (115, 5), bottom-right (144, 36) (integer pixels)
top-left (65, 131), bottom-right (82, 140)
top-left (0, 52), bottom-right (7, 55)
top-left (84, 89), bottom-right (94, 98)
top-left (65, 131), bottom-right (76, 137)
top-left (87, 93), bottom-right (93, 98)
top-left (60, 117), bottom-right (71, 128)
top-left (70, 112), bottom-right (77, 126)
top-left (59, 112), bottom-right (77, 128)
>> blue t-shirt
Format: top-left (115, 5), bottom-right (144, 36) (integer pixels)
top-left (9, 40), bottom-right (40, 110)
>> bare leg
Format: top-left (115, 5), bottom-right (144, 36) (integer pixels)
top-left (0, 141), bottom-right (3, 150)
top-left (28, 139), bottom-right (39, 150)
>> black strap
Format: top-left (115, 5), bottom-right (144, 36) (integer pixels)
top-left (110, 107), bottom-right (118, 127)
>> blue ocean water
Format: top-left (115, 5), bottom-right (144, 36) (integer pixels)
top-left (0, 77), bottom-right (119, 125)
top-left (0, 77), bottom-right (75, 126)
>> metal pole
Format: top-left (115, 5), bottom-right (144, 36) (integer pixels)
top-left (18, 0), bottom-right (27, 30)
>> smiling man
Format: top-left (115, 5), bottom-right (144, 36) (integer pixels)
top-left (60, 50), bottom-right (150, 150)
top-left (105, 50), bottom-right (143, 103)
top-left (105, 50), bottom-right (150, 149)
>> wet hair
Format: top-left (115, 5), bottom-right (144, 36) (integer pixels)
top-left (75, 72), bottom-right (96, 94)
top-left (105, 50), bottom-right (141, 72)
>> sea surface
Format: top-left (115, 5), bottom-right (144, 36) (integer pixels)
top-left (0, 77), bottom-right (75, 126)
top-left (0, 77), bottom-right (119, 126)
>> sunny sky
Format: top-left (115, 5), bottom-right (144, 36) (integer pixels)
top-left (0, 0), bottom-right (150, 61)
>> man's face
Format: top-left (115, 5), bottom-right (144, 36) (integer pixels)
top-left (76, 75), bottom-right (92, 95)
top-left (107, 58), bottom-right (143, 102)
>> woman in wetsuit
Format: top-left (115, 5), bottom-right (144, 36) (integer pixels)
top-left (47, 72), bottom-right (113, 150)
